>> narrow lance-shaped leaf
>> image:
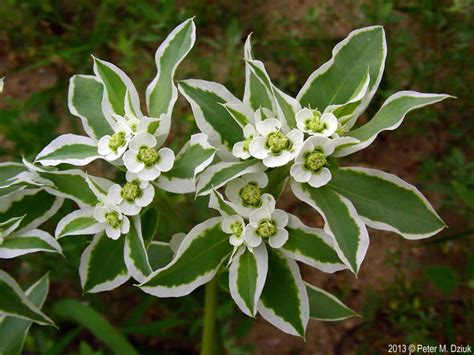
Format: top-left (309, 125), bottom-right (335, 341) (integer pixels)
top-left (139, 217), bottom-right (233, 297)
top-left (196, 160), bottom-right (265, 196)
top-left (334, 91), bottom-right (453, 157)
top-left (141, 207), bottom-right (159, 247)
top-left (55, 208), bottom-right (102, 239)
top-left (179, 79), bottom-right (244, 160)
top-left (0, 216), bottom-right (24, 238)
top-left (305, 282), bottom-right (359, 321)
top-left (222, 102), bottom-right (254, 127)
top-left (329, 167), bottom-right (445, 239)
top-left (0, 274), bottom-right (50, 355)
top-left (229, 244), bottom-right (268, 317)
top-left (146, 18), bottom-right (196, 146)
top-left (124, 216), bottom-right (152, 283)
top-left (298, 26), bottom-right (386, 117)
top-left (79, 233), bottom-right (130, 293)
top-left (282, 214), bottom-right (346, 273)
top-left (0, 270), bottom-right (54, 326)
top-left (0, 229), bottom-right (62, 259)
top-left (35, 134), bottom-right (99, 167)
top-left (258, 249), bottom-right (309, 337)
top-left (208, 189), bottom-right (238, 217)
top-left (157, 133), bottom-right (216, 194)
top-left (291, 182), bottom-right (369, 274)
top-left (0, 163), bottom-right (27, 188)
top-left (68, 75), bottom-right (114, 139)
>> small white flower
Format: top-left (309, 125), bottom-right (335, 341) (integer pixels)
top-left (123, 133), bottom-right (175, 181)
top-left (225, 173), bottom-right (274, 218)
top-left (222, 215), bottom-right (246, 247)
top-left (97, 120), bottom-right (134, 161)
top-left (107, 172), bottom-right (155, 216)
top-left (295, 108), bottom-right (338, 137)
top-left (94, 204), bottom-right (130, 240)
top-left (249, 118), bottom-right (304, 168)
top-left (232, 124), bottom-right (256, 160)
top-left (244, 204), bottom-right (289, 249)
top-left (290, 136), bottom-right (335, 188)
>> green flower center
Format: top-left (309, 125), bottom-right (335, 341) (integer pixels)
top-left (108, 131), bottom-right (126, 152)
top-left (230, 222), bottom-right (243, 237)
top-left (305, 111), bottom-right (325, 132)
top-left (120, 180), bottom-right (142, 202)
top-left (304, 150), bottom-right (327, 172)
top-left (266, 131), bottom-right (290, 154)
top-left (239, 182), bottom-right (261, 207)
top-left (242, 136), bottom-right (253, 152)
top-left (105, 211), bottom-right (122, 229)
top-left (257, 219), bottom-right (276, 238)
top-left (137, 146), bottom-right (159, 167)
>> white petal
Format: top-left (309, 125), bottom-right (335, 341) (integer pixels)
top-left (288, 129), bottom-right (304, 148)
top-left (290, 163), bottom-right (312, 183)
top-left (295, 108), bottom-right (313, 131)
top-left (135, 185), bottom-right (155, 207)
top-left (125, 171), bottom-right (140, 182)
top-left (229, 234), bottom-right (244, 246)
top-left (129, 133), bottom-right (157, 150)
top-left (97, 136), bottom-right (112, 155)
top-left (242, 172), bottom-right (268, 188)
top-left (222, 215), bottom-right (244, 234)
top-left (232, 142), bottom-right (248, 159)
top-left (268, 228), bottom-right (288, 248)
top-left (138, 117), bottom-right (160, 134)
top-left (120, 201), bottom-right (141, 216)
top-left (225, 178), bottom-right (245, 203)
top-left (107, 184), bottom-right (123, 204)
top-left (256, 118), bottom-right (281, 136)
top-left (260, 194), bottom-right (276, 211)
top-left (308, 167), bottom-right (332, 188)
top-left (94, 206), bottom-right (108, 222)
top-left (138, 166), bottom-right (161, 181)
top-left (106, 226), bottom-right (121, 240)
top-left (295, 138), bottom-right (315, 163)
top-left (249, 207), bottom-right (272, 227)
top-left (249, 137), bottom-right (269, 159)
top-left (263, 151), bottom-right (291, 168)
top-left (156, 147), bottom-right (175, 172)
top-left (307, 136), bottom-right (335, 156)
top-left (123, 150), bottom-right (144, 173)
top-left (121, 217), bottom-right (130, 234)
top-left (243, 124), bottom-right (256, 138)
top-left (272, 209), bottom-right (289, 228)
top-left (244, 226), bottom-right (262, 248)
top-left (320, 113), bottom-right (338, 136)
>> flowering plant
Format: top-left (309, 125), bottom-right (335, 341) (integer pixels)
top-left (0, 20), bottom-right (451, 352)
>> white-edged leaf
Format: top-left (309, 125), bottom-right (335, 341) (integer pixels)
top-left (157, 133), bottom-right (216, 193)
top-left (68, 75), bottom-right (114, 139)
top-left (229, 244), bottom-right (267, 317)
top-left (0, 163), bottom-right (27, 188)
top-left (196, 160), bottom-right (265, 196)
top-left (245, 59), bottom-right (276, 112)
top-left (329, 167), bottom-right (445, 239)
top-left (282, 214), bottom-right (346, 273)
top-left (297, 26), bottom-right (386, 117)
top-left (147, 241), bottom-right (174, 270)
top-left (139, 217), bottom-right (232, 297)
top-left (272, 85), bottom-right (301, 131)
top-left (0, 229), bottom-right (62, 259)
top-left (257, 249), bottom-right (309, 337)
top-left (55, 208), bottom-right (102, 239)
top-left (0, 216), bottom-right (25, 239)
top-left (208, 189), bottom-right (238, 217)
top-left (124, 216), bottom-right (152, 283)
top-left (305, 282), bottom-right (359, 321)
top-left (146, 18), bottom-right (196, 146)
top-left (0, 270), bottom-right (54, 326)
top-left (35, 134), bottom-right (99, 167)
top-left (222, 102), bottom-right (254, 127)
top-left (291, 181), bottom-right (369, 274)
top-left (334, 91), bottom-right (453, 157)
top-left (178, 79), bottom-right (244, 160)
top-left (79, 233), bottom-right (130, 293)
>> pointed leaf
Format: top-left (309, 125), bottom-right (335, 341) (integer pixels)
top-left (0, 216), bottom-right (24, 238)
top-left (273, 86), bottom-right (300, 130)
top-left (140, 217), bottom-right (232, 297)
top-left (291, 182), bottom-right (369, 274)
top-left (124, 216), bottom-right (152, 283)
top-left (258, 249), bottom-right (308, 337)
top-left (208, 189), bottom-right (238, 216)
top-left (147, 241), bottom-right (174, 270)
top-left (79, 233), bottom-right (130, 293)
top-left (0, 229), bottom-right (62, 259)
top-left (141, 207), bottom-right (159, 247)
top-left (55, 208), bottom-right (102, 239)
top-left (222, 103), bottom-right (253, 127)
top-left (306, 282), bottom-right (359, 321)
top-left (329, 167), bottom-right (445, 239)
top-left (0, 163), bottom-right (27, 188)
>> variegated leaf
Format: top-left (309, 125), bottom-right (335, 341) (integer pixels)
top-left (124, 216), bottom-right (152, 283)
top-left (55, 208), bottom-right (102, 239)
top-left (306, 282), bottom-right (359, 321)
top-left (0, 229), bottom-right (62, 259)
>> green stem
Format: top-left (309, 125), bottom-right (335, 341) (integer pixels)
top-left (200, 276), bottom-right (218, 355)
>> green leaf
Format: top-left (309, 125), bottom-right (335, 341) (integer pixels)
top-left (258, 249), bottom-right (308, 337)
top-left (68, 75), bottom-right (114, 139)
top-left (146, 18), bottom-right (195, 145)
top-left (52, 299), bottom-right (138, 355)
top-left (0, 229), bottom-right (62, 259)
top-left (157, 133), bottom-right (216, 193)
top-left (291, 181), bottom-right (369, 274)
top-left (222, 103), bottom-right (253, 127)
top-left (196, 160), bottom-right (265, 196)
top-left (0, 163), bottom-right (27, 188)
top-left (0, 271), bottom-right (54, 326)
top-left (147, 241), bottom-right (174, 270)
top-left (208, 189), bottom-right (238, 216)
top-left (335, 91), bottom-right (453, 157)
top-left (0, 216), bottom-right (24, 238)
top-left (55, 208), bottom-right (101, 239)
top-left (0, 189), bottom-right (63, 234)
top-left (93, 57), bottom-right (141, 117)
top-left (298, 26), bottom-right (386, 116)
top-left (262, 165), bottom-right (290, 200)
top-left (282, 214), bottom-right (346, 273)
top-left (124, 216), bottom-right (152, 283)
top-left (141, 207), bottom-right (159, 247)
top-left (35, 134), bottom-right (99, 167)
top-left (306, 282), bottom-right (359, 321)
top-left (79, 233), bottom-right (130, 293)
top-left (140, 217), bottom-right (232, 297)
top-left (0, 274), bottom-right (50, 355)
top-left (329, 167), bottom-right (445, 239)
top-left (229, 244), bottom-right (267, 317)
top-left (424, 265), bottom-right (459, 295)
top-left (245, 59), bottom-right (276, 111)
top-left (273, 86), bottom-right (300, 130)
top-left (178, 79), bottom-right (244, 159)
